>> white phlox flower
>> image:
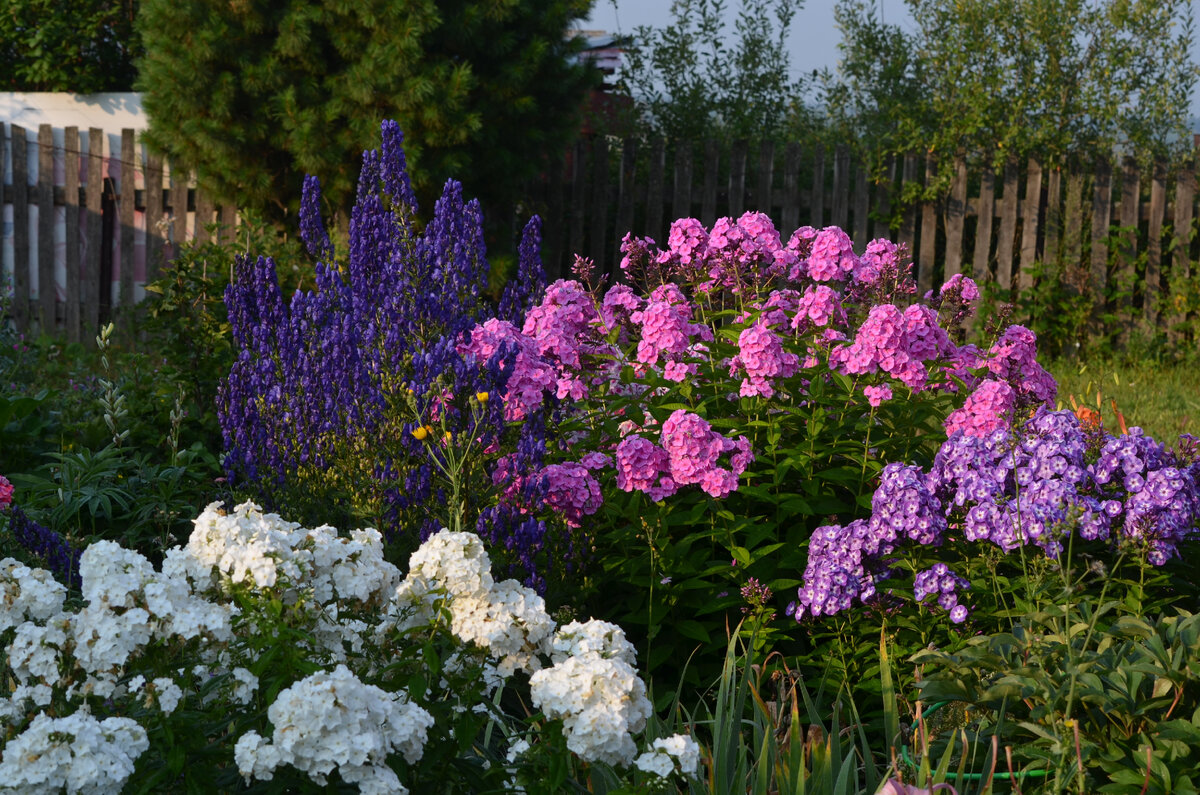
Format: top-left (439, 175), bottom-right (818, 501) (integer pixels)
top-left (0, 711), bottom-right (148, 794)
top-left (150, 677), bottom-right (184, 714)
top-left (529, 621), bottom-right (653, 767)
top-left (634, 733), bottom-right (702, 779)
top-left (0, 559), bottom-right (67, 631)
top-left (233, 664), bottom-right (433, 794)
top-left (229, 667), bottom-right (259, 705)
top-left (6, 613), bottom-right (71, 687)
top-left (387, 530), bottom-right (554, 679)
top-left (549, 619), bottom-right (638, 666)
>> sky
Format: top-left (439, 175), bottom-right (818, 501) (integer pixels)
top-left (579, 0), bottom-right (1200, 126)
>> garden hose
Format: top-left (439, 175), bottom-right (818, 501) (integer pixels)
top-left (897, 701), bottom-right (1051, 782)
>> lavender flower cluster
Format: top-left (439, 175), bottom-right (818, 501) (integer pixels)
top-left (788, 407), bottom-right (1200, 623)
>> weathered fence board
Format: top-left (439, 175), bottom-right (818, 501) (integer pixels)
top-left (12, 127), bottom-right (30, 331)
top-left (918, 153), bottom-right (938, 295)
top-left (972, 168), bottom-right (995, 284)
top-left (1017, 157), bottom-right (1043, 292)
top-left (119, 129), bottom-right (136, 314)
top-left (64, 127), bottom-right (81, 344)
top-left (943, 157), bottom-right (967, 279)
top-left (37, 125), bottom-right (55, 332)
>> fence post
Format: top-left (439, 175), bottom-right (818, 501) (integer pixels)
top-left (1144, 160), bottom-right (1166, 333)
top-left (810, 143), bottom-right (826, 227)
top-left (897, 152), bottom-right (918, 255)
top-left (943, 155), bottom-right (968, 279)
top-left (64, 127), bottom-right (81, 344)
top-left (728, 139), bottom-right (747, 218)
top-left (85, 129), bottom-right (104, 344)
top-left (917, 153), bottom-right (938, 295)
top-left (672, 140), bottom-right (693, 225)
top-left (781, 143), bottom-right (801, 233)
top-left (1017, 156), bottom-right (1043, 294)
top-left (11, 125), bottom-right (30, 333)
top-left (971, 167), bottom-right (995, 285)
top-left (118, 129), bottom-right (137, 339)
top-left (589, 136), bottom-right (611, 271)
top-left (852, 154), bottom-right (870, 251)
top-left (832, 144), bottom-right (850, 231)
top-left (701, 139), bottom-right (719, 226)
top-left (645, 137), bottom-right (665, 245)
top-left (1169, 154), bottom-right (1195, 346)
top-left (756, 140), bottom-right (775, 219)
top-left (1088, 156), bottom-right (1113, 335)
top-left (995, 157), bottom-right (1020, 294)
top-left (1115, 156), bottom-right (1140, 345)
top-left (37, 125), bottom-right (56, 334)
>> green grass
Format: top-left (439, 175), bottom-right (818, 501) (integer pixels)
top-left (1045, 357), bottom-right (1200, 441)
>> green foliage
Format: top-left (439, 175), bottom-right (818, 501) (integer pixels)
top-left (614, 0), bottom-right (811, 143)
top-left (829, 0), bottom-right (1200, 178)
top-left (913, 595), bottom-right (1200, 793)
top-left (5, 325), bottom-right (223, 558)
top-left (0, 0), bottom-right (141, 91)
top-left (135, 0), bottom-right (599, 224)
top-left (141, 211), bottom-right (311, 455)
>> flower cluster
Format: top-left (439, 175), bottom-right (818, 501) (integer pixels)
top-left (0, 712), bottom-right (147, 794)
top-left (530, 619), bottom-right (652, 766)
top-left (0, 504), bottom-right (701, 793)
top-left (235, 665), bottom-right (435, 794)
top-left (913, 563), bottom-right (970, 623)
top-left (789, 402), bottom-right (1200, 622)
top-left (0, 475), bottom-right (12, 510)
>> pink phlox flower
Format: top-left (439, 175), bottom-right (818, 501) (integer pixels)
top-left (538, 462), bottom-right (603, 527)
top-left (665, 217), bottom-right (709, 267)
top-left (792, 284), bottom-right (843, 330)
top-left (614, 435), bottom-right (678, 500)
top-left (805, 227), bottom-right (858, 283)
top-left (579, 452), bottom-right (612, 470)
top-left (630, 283), bottom-right (707, 365)
top-left (0, 475), bottom-right (12, 510)
top-left (735, 211), bottom-right (795, 280)
top-left (856, 238), bottom-right (898, 286)
top-left (903, 304), bottom-right (955, 361)
top-left (459, 319), bottom-right (556, 421)
top-left (940, 273), bottom-right (980, 303)
top-left (492, 453), bottom-right (529, 504)
top-left (759, 288), bottom-right (803, 328)
top-left (619, 233), bottom-right (659, 274)
top-left (599, 284), bottom-right (644, 333)
top-left (522, 279), bottom-right (600, 370)
top-left (944, 379), bottom-right (1017, 437)
top-left (659, 410), bottom-right (744, 497)
top-left (786, 225), bottom-right (818, 258)
top-left (736, 320), bottom-right (800, 398)
top-left (987, 325), bottom-right (1057, 404)
top-left (838, 303), bottom-right (906, 376)
top-left (863, 384), bottom-right (893, 407)
top-left (730, 436), bottom-right (755, 474)
top-left (663, 360), bottom-right (696, 382)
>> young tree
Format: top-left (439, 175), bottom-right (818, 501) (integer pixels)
top-left (616, 0), bottom-right (810, 142)
top-left (829, 0), bottom-right (1200, 171)
top-left (135, 0), bottom-right (598, 224)
top-left (0, 0), bottom-right (140, 92)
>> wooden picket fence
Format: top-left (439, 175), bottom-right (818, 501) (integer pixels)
top-left (1, 123), bottom-right (237, 343)
top-left (4, 123), bottom-right (1198, 345)
top-left (528, 136), bottom-right (1199, 341)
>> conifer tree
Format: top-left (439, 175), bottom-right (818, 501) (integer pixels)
top-left (136, 0), bottom-right (597, 224)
